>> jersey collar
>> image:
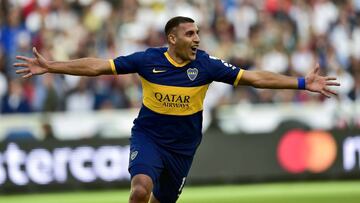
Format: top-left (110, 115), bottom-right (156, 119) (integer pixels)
top-left (164, 51), bottom-right (190, 67)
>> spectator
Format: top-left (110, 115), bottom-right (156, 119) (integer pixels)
top-left (0, 48), bottom-right (7, 105)
top-left (1, 80), bottom-right (31, 114)
top-left (0, 6), bottom-right (29, 78)
top-left (65, 77), bottom-right (94, 112)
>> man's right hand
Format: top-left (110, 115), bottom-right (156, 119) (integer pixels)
top-left (14, 47), bottom-right (49, 78)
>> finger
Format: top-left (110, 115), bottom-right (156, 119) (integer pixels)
top-left (324, 87), bottom-right (338, 96)
top-left (325, 77), bottom-right (337, 81)
top-left (22, 72), bottom-right (33, 78)
top-left (321, 90), bottom-right (331, 98)
top-left (16, 68), bottom-right (30, 74)
top-left (16, 55), bottom-right (31, 61)
top-left (313, 63), bottom-right (320, 74)
top-left (33, 47), bottom-right (40, 59)
top-left (326, 81), bottom-right (340, 86)
top-left (13, 63), bottom-right (29, 67)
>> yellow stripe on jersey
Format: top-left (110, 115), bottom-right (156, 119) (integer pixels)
top-left (109, 59), bottom-right (117, 75)
top-left (140, 77), bottom-right (209, 116)
top-left (164, 52), bottom-right (191, 67)
top-left (234, 69), bottom-right (244, 87)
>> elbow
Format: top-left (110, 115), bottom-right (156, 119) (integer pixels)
top-left (93, 70), bottom-right (102, 76)
top-left (85, 70), bottom-right (100, 77)
top-left (248, 71), bottom-right (274, 89)
top-left (251, 79), bottom-right (267, 88)
top-left (241, 71), bottom-right (273, 88)
top-left (244, 71), bottom-right (266, 88)
top-left (90, 66), bottom-right (103, 76)
top-left (92, 61), bottom-right (112, 76)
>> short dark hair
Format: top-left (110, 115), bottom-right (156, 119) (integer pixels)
top-left (164, 16), bottom-right (195, 36)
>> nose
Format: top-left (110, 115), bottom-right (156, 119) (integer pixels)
top-left (194, 33), bottom-right (200, 44)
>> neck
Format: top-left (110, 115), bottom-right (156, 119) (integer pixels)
top-left (167, 47), bottom-right (189, 64)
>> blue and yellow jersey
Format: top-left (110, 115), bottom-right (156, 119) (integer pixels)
top-left (111, 47), bottom-right (244, 156)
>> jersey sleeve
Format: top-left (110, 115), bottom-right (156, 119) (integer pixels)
top-left (207, 55), bottom-right (244, 86)
top-left (109, 51), bottom-right (145, 74)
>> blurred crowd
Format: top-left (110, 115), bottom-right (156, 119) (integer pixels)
top-left (1, 0), bottom-right (360, 114)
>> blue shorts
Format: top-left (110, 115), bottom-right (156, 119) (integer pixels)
top-left (128, 132), bottom-right (193, 203)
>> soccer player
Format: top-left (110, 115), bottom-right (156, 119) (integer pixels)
top-left (14, 16), bottom-right (340, 203)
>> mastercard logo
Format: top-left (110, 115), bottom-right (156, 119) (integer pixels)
top-left (277, 130), bottom-right (337, 174)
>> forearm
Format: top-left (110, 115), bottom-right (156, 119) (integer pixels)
top-left (47, 58), bottom-right (112, 76)
top-left (240, 70), bottom-right (299, 89)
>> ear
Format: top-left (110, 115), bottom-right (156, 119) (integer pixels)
top-left (168, 34), bottom-right (176, 45)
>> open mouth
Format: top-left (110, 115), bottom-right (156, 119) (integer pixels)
top-left (191, 46), bottom-right (198, 53)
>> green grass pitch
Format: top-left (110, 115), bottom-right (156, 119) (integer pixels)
top-left (1, 181), bottom-right (360, 203)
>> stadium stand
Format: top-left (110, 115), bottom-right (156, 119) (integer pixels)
top-left (0, 0), bottom-right (359, 139)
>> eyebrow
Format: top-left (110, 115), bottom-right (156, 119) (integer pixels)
top-left (185, 29), bottom-right (200, 34)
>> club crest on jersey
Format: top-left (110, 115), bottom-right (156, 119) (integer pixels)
top-left (187, 68), bottom-right (198, 81)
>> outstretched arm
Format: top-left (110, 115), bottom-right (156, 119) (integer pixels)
top-left (14, 47), bottom-right (113, 78)
top-left (238, 64), bottom-right (340, 98)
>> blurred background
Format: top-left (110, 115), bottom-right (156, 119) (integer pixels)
top-left (1, 0), bottom-right (360, 199)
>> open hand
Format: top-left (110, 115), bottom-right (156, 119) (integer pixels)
top-left (14, 47), bottom-right (49, 78)
top-left (305, 64), bottom-right (340, 98)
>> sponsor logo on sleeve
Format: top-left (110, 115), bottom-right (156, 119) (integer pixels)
top-left (130, 151), bottom-right (138, 161)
